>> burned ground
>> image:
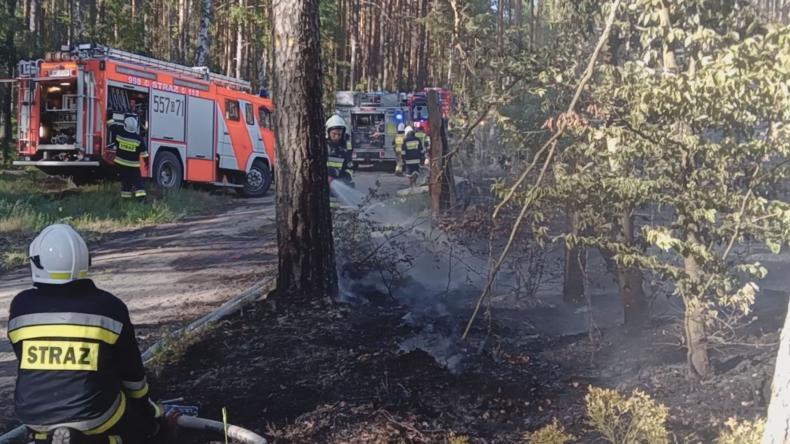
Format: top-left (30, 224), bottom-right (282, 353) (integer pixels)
top-left (150, 199), bottom-right (784, 443)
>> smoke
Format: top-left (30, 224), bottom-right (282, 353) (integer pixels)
top-left (332, 188), bottom-right (488, 375)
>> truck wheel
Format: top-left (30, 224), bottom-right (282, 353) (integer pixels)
top-left (238, 160), bottom-right (272, 197)
top-left (154, 151), bottom-right (183, 192)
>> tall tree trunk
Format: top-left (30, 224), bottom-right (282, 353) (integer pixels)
top-left (684, 224), bottom-right (712, 379)
top-left (178, 0), bottom-right (186, 62)
top-left (428, 90), bottom-right (441, 217)
top-left (272, 0), bottom-right (337, 301)
top-left (616, 210), bottom-right (648, 329)
top-left (235, 0), bottom-right (243, 79)
top-left (763, 298), bottom-right (790, 444)
top-left (563, 211), bottom-right (586, 305)
top-left (194, 0), bottom-right (212, 66)
top-left (2, 0), bottom-right (16, 164)
top-left (29, 0), bottom-right (39, 42)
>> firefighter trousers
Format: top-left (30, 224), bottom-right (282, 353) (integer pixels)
top-left (119, 166), bottom-right (146, 199)
top-left (31, 400), bottom-right (160, 444)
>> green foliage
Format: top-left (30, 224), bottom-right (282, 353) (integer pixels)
top-left (715, 417), bottom-right (764, 444)
top-left (585, 386), bottom-right (669, 444)
top-left (524, 418), bottom-right (576, 444)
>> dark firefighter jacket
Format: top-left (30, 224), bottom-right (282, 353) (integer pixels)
top-left (111, 129), bottom-right (148, 168)
top-left (401, 133), bottom-right (424, 165)
top-left (327, 139), bottom-right (354, 177)
top-left (7, 279), bottom-right (153, 434)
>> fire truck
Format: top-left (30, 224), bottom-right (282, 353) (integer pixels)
top-left (334, 91), bottom-right (407, 166)
top-left (13, 43), bottom-right (276, 197)
top-left (407, 87), bottom-right (453, 136)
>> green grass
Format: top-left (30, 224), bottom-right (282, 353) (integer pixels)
top-left (0, 169), bottom-right (224, 271)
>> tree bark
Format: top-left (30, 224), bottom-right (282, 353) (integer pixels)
top-left (235, 0), bottom-right (243, 79)
top-left (428, 89), bottom-right (442, 218)
top-left (2, 0), bottom-right (16, 164)
top-left (616, 210), bottom-right (648, 329)
top-left (684, 224), bottom-right (713, 379)
top-left (194, 0), bottom-right (212, 66)
top-left (272, 0), bottom-right (337, 301)
top-left (563, 211), bottom-right (586, 305)
top-left (763, 298), bottom-right (790, 444)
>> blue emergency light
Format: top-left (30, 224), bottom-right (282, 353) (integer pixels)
top-left (395, 111), bottom-right (404, 121)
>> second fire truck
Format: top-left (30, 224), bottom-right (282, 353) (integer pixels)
top-left (14, 43), bottom-right (276, 197)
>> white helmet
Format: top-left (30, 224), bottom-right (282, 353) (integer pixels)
top-left (124, 115), bottom-right (139, 134)
top-left (404, 126), bottom-right (414, 136)
top-left (326, 114), bottom-right (348, 137)
top-left (29, 224), bottom-right (90, 284)
top-left (397, 123), bottom-right (406, 133)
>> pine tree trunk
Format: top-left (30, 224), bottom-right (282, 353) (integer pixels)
top-left (2, 0), bottom-right (16, 164)
top-left (194, 0), bottom-right (212, 66)
top-left (272, 0), bottom-right (337, 301)
top-left (235, 0), bottom-right (243, 79)
top-left (178, 0), bottom-right (186, 62)
top-left (428, 89), bottom-right (442, 217)
top-left (763, 298), bottom-right (790, 444)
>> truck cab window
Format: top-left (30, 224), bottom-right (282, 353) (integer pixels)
top-left (245, 103), bottom-right (255, 125)
top-left (225, 100), bottom-right (240, 121)
top-left (258, 107), bottom-right (272, 129)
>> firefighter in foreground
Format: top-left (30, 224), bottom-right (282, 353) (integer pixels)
top-left (401, 126), bottom-right (425, 185)
top-left (326, 115), bottom-right (354, 186)
top-left (109, 114), bottom-right (148, 200)
top-left (7, 224), bottom-right (164, 444)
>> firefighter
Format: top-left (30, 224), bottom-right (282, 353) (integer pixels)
top-left (8, 224), bottom-right (164, 444)
top-left (326, 115), bottom-right (353, 184)
top-left (401, 126), bottom-right (424, 183)
top-left (110, 114), bottom-right (148, 200)
top-left (393, 123), bottom-right (406, 176)
top-left (415, 125), bottom-right (429, 152)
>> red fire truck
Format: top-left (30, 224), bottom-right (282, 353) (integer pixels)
top-left (13, 43), bottom-right (276, 197)
top-left (406, 87), bottom-right (452, 136)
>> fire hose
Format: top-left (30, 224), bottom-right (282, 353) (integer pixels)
top-left (0, 416), bottom-right (267, 444)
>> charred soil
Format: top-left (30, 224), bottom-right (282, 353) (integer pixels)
top-left (150, 290), bottom-right (781, 443)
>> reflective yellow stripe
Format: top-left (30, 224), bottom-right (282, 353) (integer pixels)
top-left (121, 192), bottom-right (133, 198)
top-left (35, 433), bottom-right (48, 440)
top-left (126, 382), bottom-right (149, 399)
top-left (9, 325), bottom-right (120, 345)
top-left (114, 158), bottom-right (140, 168)
top-left (48, 271), bottom-right (87, 280)
top-left (134, 190), bottom-right (147, 197)
top-left (85, 393), bottom-right (126, 435)
top-left (327, 162), bottom-right (344, 168)
top-left (405, 159), bottom-right (422, 165)
top-left (116, 137), bottom-right (140, 153)
top-left (405, 141), bottom-right (420, 150)
top-left (108, 435), bottom-right (122, 444)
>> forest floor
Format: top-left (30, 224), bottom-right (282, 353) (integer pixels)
top-left (0, 170), bottom-right (785, 443)
top-left (150, 178), bottom-right (788, 443)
